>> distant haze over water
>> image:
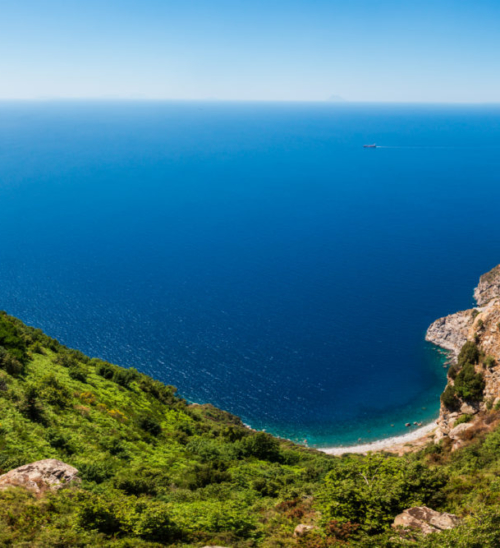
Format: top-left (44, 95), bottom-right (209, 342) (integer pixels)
top-left (1, 102), bottom-right (499, 446)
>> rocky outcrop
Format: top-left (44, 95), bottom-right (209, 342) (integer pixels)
top-left (392, 506), bottom-right (460, 535)
top-left (293, 524), bottom-right (315, 538)
top-left (474, 264), bottom-right (500, 306)
top-left (0, 459), bottom-right (79, 495)
top-left (426, 308), bottom-right (477, 358)
top-left (427, 264), bottom-right (500, 442)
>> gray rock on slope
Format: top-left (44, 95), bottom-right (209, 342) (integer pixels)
top-left (425, 309), bottom-right (476, 357)
top-left (293, 524), bottom-right (315, 537)
top-left (392, 506), bottom-right (460, 535)
top-left (474, 264), bottom-right (500, 306)
top-left (0, 459), bottom-right (79, 494)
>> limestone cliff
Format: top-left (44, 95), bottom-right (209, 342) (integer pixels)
top-left (426, 264), bottom-right (500, 445)
top-left (474, 264), bottom-right (500, 306)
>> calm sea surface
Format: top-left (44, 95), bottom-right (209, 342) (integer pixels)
top-left (1, 102), bottom-right (499, 447)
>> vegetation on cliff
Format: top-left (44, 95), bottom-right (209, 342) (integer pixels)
top-left (2, 311), bottom-right (500, 546)
top-left (441, 341), bottom-right (485, 410)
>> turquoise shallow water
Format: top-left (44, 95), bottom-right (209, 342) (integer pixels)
top-left (0, 101), bottom-right (499, 447)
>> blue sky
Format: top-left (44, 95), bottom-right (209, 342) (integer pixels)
top-left (1, 0), bottom-right (499, 102)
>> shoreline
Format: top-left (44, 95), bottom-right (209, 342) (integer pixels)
top-left (318, 420), bottom-right (437, 455)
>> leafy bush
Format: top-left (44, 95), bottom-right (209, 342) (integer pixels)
top-left (0, 314), bottom-right (27, 363)
top-left (36, 374), bottom-right (72, 408)
top-left (77, 494), bottom-right (122, 535)
top-left (137, 375), bottom-right (178, 405)
top-left (239, 432), bottom-right (282, 462)
top-left (114, 466), bottom-right (170, 496)
top-left (99, 435), bottom-right (128, 457)
top-left (187, 462), bottom-right (232, 489)
top-left (458, 341), bottom-right (480, 368)
top-left (78, 461), bottom-right (115, 484)
top-left (317, 454), bottom-right (446, 534)
top-left (137, 416), bottom-right (162, 437)
top-left (78, 493), bottom-right (176, 541)
top-left (69, 364), bottom-right (88, 383)
top-left (31, 342), bottom-right (45, 354)
top-left (55, 353), bottom-right (79, 368)
top-left (113, 367), bottom-right (138, 388)
top-left (0, 346), bottom-right (24, 376)
top-left (18, 384), bottom-right (45, 423)
top-left (485, 355), bottom-right (496, 369)
top-left (442, 384), bottom-right (459, 410)
top-left (96, 362), bottom-right (115, 380)
top-left (454, 414), bottom-right (473, 426)
top-left (168, 499), bottom-right (256, 538)
top-left (45, 428), bottom-right (74, 453)
top-left (454, 362), bottom-right (485, 401)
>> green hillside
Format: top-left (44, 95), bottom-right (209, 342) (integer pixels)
top-left (1, 311), bottom-right (500, 547)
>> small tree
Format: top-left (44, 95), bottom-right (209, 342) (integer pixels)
top-left (454, 362), bottom-right (485, 401)
top-left (441, 384), bottom-right (459, 410)
top-left (458, 341), bottom-right (480, 368)
top-left (485, 355), bottom-right (496, 369)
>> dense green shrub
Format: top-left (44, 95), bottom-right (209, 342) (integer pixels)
top-left (77, 494), bottom-right (123, 535)
top-left (137, 416), bottom-right (162, 437)
top-left (454, 362), bottom-right (485, 401)
top-left (239, 432), bottom-right (282, 462)
top-left (96, 361), bottom-right (115, 380)
top-left (454, 414), bottom-right (473, 426)
top-left (77, 493), bottom-right (176, 541)
top-left (317, 454), bottom-right (446, 534)
top-left (31, 342), bottom-right (45, 354)
top-left (18, 383), bottom-right (45, 423)
top-left (485, 355), bottom-right (496, 369)
top-left (113, 367), bottom-right (138, 388)
top-left (37, 374), bottom-right (72, 408)
top-left (0, 314), bottom-right (27, 363)
top-left (56, 353), bottom-right (79, 368)
top-left (188, 461), bottom-right (232, 489)
top-left (441, 384), bottom-right (459, 409)
top-left (114, 467), bottom-right (169, 496)
top-left (78, 461), bottom-right (115, 484)
top-left (45, 428), bottom-right (74, 453)
top-left (99, 435), bottom-right (128, 457)
top-left (0, 346), bottom-right (24, 376)
top-left (252, 477), bottom-right (280, 497)
top-left (458, 341), bottom-right (480, 368)
top-left (137, 375), bottom-right (178, 405)
top-left (69, 363), bottom-right (88, 383)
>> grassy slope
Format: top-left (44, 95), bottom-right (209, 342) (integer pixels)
top-left (2, 312), bottom-right (500, 547)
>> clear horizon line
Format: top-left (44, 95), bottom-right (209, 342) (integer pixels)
top-left (0, 97), bottom-right (500, 106)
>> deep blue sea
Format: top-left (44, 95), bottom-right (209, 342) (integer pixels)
top-left (1, 101), bottom-right (500, 447)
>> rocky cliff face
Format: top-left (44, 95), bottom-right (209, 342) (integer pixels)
top-left (474, 264), bottom-right (500, 306)
top-left (425, 308), bottom-right (477, 358)
top-left (427, 265), bottom-right (500, 445)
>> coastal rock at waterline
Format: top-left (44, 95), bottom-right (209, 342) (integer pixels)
top-left (425, 309), bottom-right (476, 357)
top-left (428, 265), bottom-right (500, 443)
top-left (392, 506), bottom-right (460, 535)
top-left (474, 264), bottom-right (500, 306)
top-left (293, 524), bottom-right (315, 538)
top-left (0, 459), bottom-right (79, 494)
